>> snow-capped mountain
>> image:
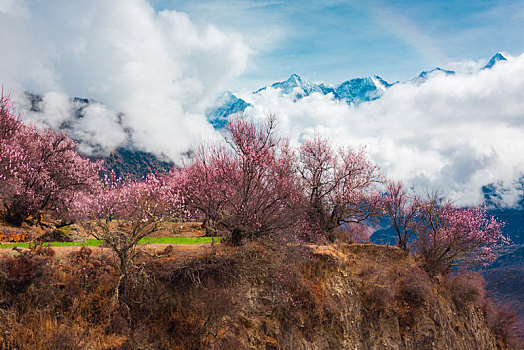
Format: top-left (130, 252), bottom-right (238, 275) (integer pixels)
top-left (253, 73), bottom-right (391, 103)
top-left (335, 76), bottom-right (390, 104)
top-left (483, 52), bottom-right (507, 69)
top-left (206, 53), bottom-right (507, 128)
top-left (255, 73), bottom-right (324, 99)
top-left (410, 67), bottom-right (455, 84)
top-left (205, 74), bottom-right (394, 124)
top-left (205, 91), bottom-right (252, 128)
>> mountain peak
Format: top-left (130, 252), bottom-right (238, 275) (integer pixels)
top-left (412, 67), bottom-right (455, 84)
top-left (483, 53), bottom-right (507, 69)
top-left (288, 73), bottom-right (302, 81)
top-left (279, 73), bottom-right (304, 88)
top-left (265, 73), bottom-right (323, 98)
top-left (206, 91), bottom-right (251, 128)
top-left (334, 76), bottom-right (389, 104)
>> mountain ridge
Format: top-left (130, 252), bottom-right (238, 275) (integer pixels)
top-left (206, 53), bottom-right (507, 127)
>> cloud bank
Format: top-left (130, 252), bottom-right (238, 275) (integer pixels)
top-left (0, 0), bottom-right (250, 161)
top-left (242, 55), bottom-right (524, 207)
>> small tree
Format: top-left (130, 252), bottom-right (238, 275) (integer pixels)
top-left (184, 116), bottom-right (299, 245)
top-left (383, 180), bottom-right (420, 250)
top-left (73, 174), bottom-right (186, 305)
top-left (414, 192), bottom-right (509, 273)
top-left (297, 136), bottom-right (382, 241)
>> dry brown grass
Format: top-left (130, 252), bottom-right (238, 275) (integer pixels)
top-left (0, 239), bottom-right (518, 349)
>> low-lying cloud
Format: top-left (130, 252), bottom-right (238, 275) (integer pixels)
top-left (0, 0), bottom-right (250, 161)
top-left (242, 55), bottom-right (524, 207)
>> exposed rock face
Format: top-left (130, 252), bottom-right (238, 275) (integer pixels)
top-left (196, 244), bottom-right (501, 349)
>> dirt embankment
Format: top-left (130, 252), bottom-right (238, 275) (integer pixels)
top-left (0, 241), bottom-right (519, 349)
top-left (205, 243), bottom-right (504, 349)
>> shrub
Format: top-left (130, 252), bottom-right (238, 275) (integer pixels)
top-left (358, 266), bottom-right (395, 312)
top-left (0, 248), bottom-right (53, 294)
top-left (397, 267), bottom-right (432, 307)
top-left (483, 300), bottom-right (523, 348)
top-left (446, 272), bottom-right (486, 311)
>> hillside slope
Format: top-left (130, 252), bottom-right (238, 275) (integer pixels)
top-left (0, 242), bottom-right (517, 349)
top-left (148, 243), bottom-right (512, 349)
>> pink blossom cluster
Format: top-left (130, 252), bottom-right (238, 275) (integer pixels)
top-left (384, 180), bottom-right (509, 269)
top-left (182, 116), bottom-right (300, 244)
top-left (0, 94), bottom-right (102, 226)
top-left (72, 173), bottom-right (187, 224)
top-left (183, 116), bottom-right (382, 244)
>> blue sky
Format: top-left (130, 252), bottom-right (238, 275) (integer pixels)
top-left (151, 0), bottom-right (524, 89)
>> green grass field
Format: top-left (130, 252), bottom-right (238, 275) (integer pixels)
top-left (0, 236), bottom-right (221, 249)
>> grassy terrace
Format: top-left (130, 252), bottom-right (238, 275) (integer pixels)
top-left (0, 236), bottom-right (220, 248)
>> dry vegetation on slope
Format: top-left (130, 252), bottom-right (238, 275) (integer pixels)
top-left (0, 240), bottom-right (520, 349)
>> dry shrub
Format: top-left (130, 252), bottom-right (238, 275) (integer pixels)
top-left (273, 258), bottom-right (321, 316)
top-left (358, 265), bottom-right (395, 312)
top-left (446, 271), bottom-right (486, 311)
top-left (392, 266), bottom-right (433, 331)
top-left (397, 267), bottom-right (432, 307)
top-left (140, 243), bottom-right (271, 347)
top-left (0, 248), bottom-right (53, 294)
top-left (333, 223), bottom-right (370, 244)
top-left (483, 300), bottom-right (523, 349)
top-left (0, 309), bottom-right (126, 350)
top-left (443, 272), bottom-right (522, 348)
top-left (365, 282), bottom-right (395, 311)
top-left (32, 244), bottom-right (56, 257)
top-left (148, 244), bottom-right (264, 289)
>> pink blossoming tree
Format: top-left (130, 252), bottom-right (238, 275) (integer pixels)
top-left (0, 94), bottom-right (101, 226)
top-left (415, 192), bottom-right (509, 272)
top-left (297, 136), bottom-right (382, 241)
top-left (383, 182), bottom-right (508, 271)
top-left (383, 180), bottom-right (420, 250)
top-left (184, 116), bottom-right (300, 245)
top-left (0, 93), bottom-right (26, 183)
top-left (72, 174), bottom-right (187, 305)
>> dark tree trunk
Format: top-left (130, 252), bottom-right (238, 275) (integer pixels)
top-left (4, 205), bottom-right (28, 227)
top-left (231, 228), bottom-right (243, 246)
top-left (118, 252), bottom-right (129, 306)
top-left (326, 230), bottom-right (336, 243)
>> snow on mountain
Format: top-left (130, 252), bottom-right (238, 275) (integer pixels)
top-left (335, 75), bottom-right (390, 104)
top-left (410, 67), bottom-right (456, 84)
top-left (205, 91), bottom-right (252, 128)
top-left (255, 73), bottom-right (325, 100)
top-left (205, 73), bottom-right (395, 126)
top-left (483, 52), bottom-right (507, 69)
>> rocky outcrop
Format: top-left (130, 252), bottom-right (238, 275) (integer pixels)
top-left (195, 244), bottom-right (503, 349)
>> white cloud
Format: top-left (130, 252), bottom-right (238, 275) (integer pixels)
top-left (70, 102), bottom-right (129, 156)
top-left (242, 55), bottom-right (524, 207)
top-left (1, 0), bottom-right (250, 161)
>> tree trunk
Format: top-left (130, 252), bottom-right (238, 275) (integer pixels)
top-left (4, 205), bottom-right (27, 227)
top-left (118, 252), bottom-right (129, 306)
top-left (231, 228), bottom-right (243, 246)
